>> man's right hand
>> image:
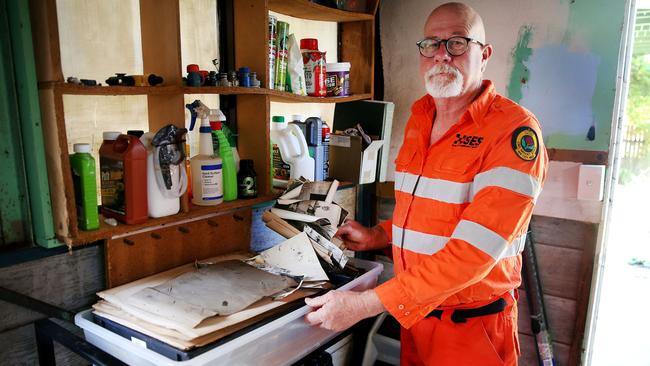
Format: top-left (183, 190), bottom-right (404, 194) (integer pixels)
top-left (335, 221), bottom-right (389, 252)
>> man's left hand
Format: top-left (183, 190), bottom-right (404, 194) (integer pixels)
top-left (304, 290), bottom-right (386, 332)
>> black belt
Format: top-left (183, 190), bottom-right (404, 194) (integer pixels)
top-left (426, 298), bottom-right (507, 323)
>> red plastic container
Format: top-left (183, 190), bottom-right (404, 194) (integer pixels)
top-left (99, 134), bottom-right (148, 224)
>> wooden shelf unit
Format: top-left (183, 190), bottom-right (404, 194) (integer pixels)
top-left (30, 0), bottom-right (378, 282)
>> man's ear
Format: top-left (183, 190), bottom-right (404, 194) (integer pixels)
top-left (481, 44), bottom-right (493, 72)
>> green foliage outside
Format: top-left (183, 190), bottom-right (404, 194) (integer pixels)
top-left (621, 55), bottom-right (650, 184)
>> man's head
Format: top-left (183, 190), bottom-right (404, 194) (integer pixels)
top-left (418, 2), bottom-right (492, 99)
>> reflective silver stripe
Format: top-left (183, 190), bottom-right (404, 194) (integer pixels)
top-left (395, 172), bottom-right (470, 204)
top-left (394, 171), bottom-right (419, 194)
top-left (393, 225), bottom-right (448, 255)
top-left (414, 176), bottom-right (471, 204)
top-left (501, 233), bottom-right (526, 258)
top-left (451, 220), bottom-right (508, 260)
top-left (393, 223), bottom-right (526, 259)
top-left (471, 167), bottom-right (541, 202)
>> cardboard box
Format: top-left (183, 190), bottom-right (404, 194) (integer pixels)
top-left (328, 134), bottom-right (383, 184)
top-left (333, 100), bottom-right (394, 182)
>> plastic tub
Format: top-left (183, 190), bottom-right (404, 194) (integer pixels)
top-left (325, 62), bottom-right (350, 97)
top-left (75, 258), bottom-right (383, 366)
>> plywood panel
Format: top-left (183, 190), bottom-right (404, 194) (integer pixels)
top-left (526, 243), bottom-right (583, 299)
top-left (0, 245), bottom-right (104, 331)
top-left (105, 209), bottom-right (252, 288)
top-left (518, 333), bottom-right (571, 366)
top-left (0, 323), bottom-right (87, 366)
top-left (547, 149), bottom-right (608, 165)
top-left (517, 290), bottom-right (576, 346)
top-left (530, 215), bottom-right (598, 251)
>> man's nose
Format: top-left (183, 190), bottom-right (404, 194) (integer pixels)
top-left (433, 43), bottom-right (452, 62)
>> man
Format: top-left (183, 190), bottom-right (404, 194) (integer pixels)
top-left (305, 2), bottom-right (547, 365)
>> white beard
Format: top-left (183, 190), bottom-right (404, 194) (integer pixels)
top-left (424, 64), bottom-right (464, 98)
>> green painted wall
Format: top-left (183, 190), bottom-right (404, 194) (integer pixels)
top-left (507, 0), bottom-right (628, 152)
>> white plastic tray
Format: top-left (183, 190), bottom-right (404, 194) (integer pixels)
top-left (75, 258), bottom-right (383, 366)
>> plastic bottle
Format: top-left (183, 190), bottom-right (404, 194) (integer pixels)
top-left (271, 116), bottom-right (291, 188)
top-left (99, 134), bottom-right (148, 224)
top-left (209, 112), bottom-right (237, 201)
top-left (209, 109), bottom-right (241, 172)
top-left (140, 132), bottom-right (184, 217)
top-left (186, 100), bottom-right (223, 206)
top-left (270, 115), bottom-right (315, 186)
top-left (238, 159), bottom-right (258, 199)
top-left (70, 143), bottom-right (99, 230)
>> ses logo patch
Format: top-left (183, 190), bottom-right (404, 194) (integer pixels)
top-left (511, 126), bottom-right (539, 161)
top-left (453, 134), bottom-right (484, 148)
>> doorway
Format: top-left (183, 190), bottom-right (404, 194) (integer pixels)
top-left (589, 3), bottom-right (650, 365)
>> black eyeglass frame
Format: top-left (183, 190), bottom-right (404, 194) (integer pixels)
top-left (416, 36), bottom-right (485, 57)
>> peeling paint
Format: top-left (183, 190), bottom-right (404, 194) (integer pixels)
top-left (507, 25), bottom-right (534, 103)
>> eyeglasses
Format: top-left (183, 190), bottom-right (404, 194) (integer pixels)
top-left (416, 36), bottom-right (484, 57)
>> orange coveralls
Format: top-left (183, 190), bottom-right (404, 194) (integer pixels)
top-left (375, 80), bottom-right (548, 365)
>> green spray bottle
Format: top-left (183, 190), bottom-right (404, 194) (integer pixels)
top-left (209, 109), bottom-right (237, 201)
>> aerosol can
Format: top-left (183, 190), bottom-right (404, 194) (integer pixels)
top-left (186, 100), bottom-right (223, 205)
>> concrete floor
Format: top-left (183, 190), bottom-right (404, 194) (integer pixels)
top-left (591, 174), bottom-right (650, 366)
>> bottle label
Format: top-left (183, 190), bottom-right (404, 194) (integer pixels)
top-left (239, 176), bottom-right (258, 197)
top-left (100, 157), bottom-right (126, 215)
top-left (200, 164), bottom-right (223, 200)
top-left (272, 144), bottom-right (290, 180)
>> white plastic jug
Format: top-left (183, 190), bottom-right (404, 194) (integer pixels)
top-left (271, 123), bottom-right (315, 183)
top-left (141, 132), bottom-right (186, 217)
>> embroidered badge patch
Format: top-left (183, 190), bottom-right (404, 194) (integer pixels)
top-left (511, 127), bottom-right (539, 161)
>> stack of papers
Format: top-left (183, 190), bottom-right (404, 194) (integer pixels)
top-left (92, 232), bottom-right (332, 351)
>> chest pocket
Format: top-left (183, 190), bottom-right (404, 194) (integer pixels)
top-left (395, 146), bottom-right (417, 171)
top-left (435, 154), bottom-right (482, 177)
top-left (395, 127), bottom-right (422, 171)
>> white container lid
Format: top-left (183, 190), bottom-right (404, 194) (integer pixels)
top-left (103, 131), bottom-right (121, 140)
top-left (291, 114), bottom-right (304, 122)
top-left (326, 62), bottom-right (351, 72)
top-left (73, 143), bottom-right (91, 153)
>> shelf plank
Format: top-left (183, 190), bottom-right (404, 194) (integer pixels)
top-left (41, 83), bottom-right (372, 103)
top-left (269, 90), bottom-right (372, 103)
top-left (42, 82), bottom-right (180, 96)
top-left (268, 0), bottom-right (373, 22)
top-left (182, 86), bottom-right (270, 95)
top-left (62, 195), bottom-right (277, 247)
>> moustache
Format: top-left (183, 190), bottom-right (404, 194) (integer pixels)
top-left (425, 64), bottom-right (461, 78)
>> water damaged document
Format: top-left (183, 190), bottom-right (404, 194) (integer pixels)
top-left (265, 179), bottom-right (352, 269)
top-left (92, 231), bottom-right (334, 349)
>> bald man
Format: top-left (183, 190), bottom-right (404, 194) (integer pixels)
top-left (305, 3), bottom-right (547, 365)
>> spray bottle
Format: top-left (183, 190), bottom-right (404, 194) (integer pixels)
top-left (209, 109), bottom-right (237, 201)
top-left (186, 100), bottom-right (223, 205)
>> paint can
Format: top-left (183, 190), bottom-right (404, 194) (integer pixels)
top-left (325, 62), bottom-right (350, 96)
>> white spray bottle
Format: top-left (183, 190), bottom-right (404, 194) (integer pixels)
top-left (186, 100), bottom-right (223, 205)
